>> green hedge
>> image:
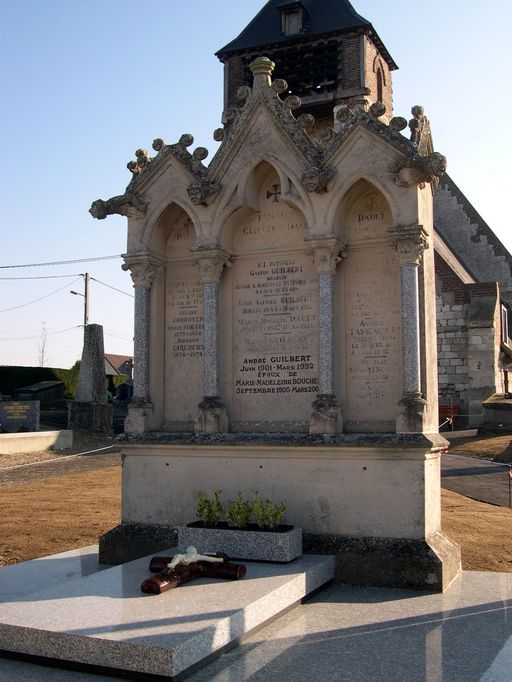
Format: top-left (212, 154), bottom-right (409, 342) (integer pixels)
top-left (0, 366), bottom-right (80, 399)
top-left (0, 365), bottom-right (128, 400)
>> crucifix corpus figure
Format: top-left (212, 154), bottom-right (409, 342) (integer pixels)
top-left (141, 547), bottom-right (247, 595)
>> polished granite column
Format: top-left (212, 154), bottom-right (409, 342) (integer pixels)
top-left (306, 235), bottom-right (346, 434)
top-left (193, 247), bottom-right (230, 433)
top-left (122, 257), bottom-right (160, 433)
top-left (389, 225), bottom-right (429, 433)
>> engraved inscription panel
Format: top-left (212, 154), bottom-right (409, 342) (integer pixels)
top-left (340, 188), bottom-right (401, 428)
top-left (230, 188), bottom-right (318, 426)
top-left (343, 249), bottom-right (401, 423)
top-left (165, 219), bottom-right (203, 424)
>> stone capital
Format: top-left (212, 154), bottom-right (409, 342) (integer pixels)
top-left (305, 236), bottom-right (347, 276)
top-left (388, 226), bottom-right (429, 267)
top-left (122, 255), bottom-right (162, 289)
top-left (192, 247), bottom-right (231, 284)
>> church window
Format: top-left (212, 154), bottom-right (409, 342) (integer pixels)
top-left (281, 7), bottom-right (302, 35)
top-left (377, 67), bottom-right (384, 103)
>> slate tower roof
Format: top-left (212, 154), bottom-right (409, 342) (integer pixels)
top-left (217, 0), bottom-right (397, 122)
top-left (217, 0), bottom-right (396, 69)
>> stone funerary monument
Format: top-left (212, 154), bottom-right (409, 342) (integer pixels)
top-left (92, 0), bottom-right (460, 590)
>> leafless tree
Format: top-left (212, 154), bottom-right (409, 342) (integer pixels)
top-left (37, 321), bottom-right (50, 367)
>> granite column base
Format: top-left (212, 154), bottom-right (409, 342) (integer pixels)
top-left (68, 402), bottom-right (112, 433)
top-left (309, 394), bottom-right (342, 434)
top-left (396, 392), bottom-right (427, 434)
top-left (124, 400), bottom-right (154, 434)
top-left (194, 397), bottom-right (229, 433)
top-left (304, 531), bottom-right (461, 592)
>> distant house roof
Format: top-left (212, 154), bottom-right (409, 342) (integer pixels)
top-left (105, 354), bottom-right (133, 376)
top-left (217, 0), bottom-right (397, 69)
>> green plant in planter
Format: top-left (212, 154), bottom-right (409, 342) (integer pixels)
top-left (252, 490), bottom-right (287, 530)
top-left (195, 489), bottom-right (223, 527)
top-left (226, 492), bottom-right (252, 528)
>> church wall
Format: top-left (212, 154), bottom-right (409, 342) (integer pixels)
top-left (434, 176), bottom-right (512, 309)
top-left (363, 36), bottom-right (393, 117)
top-left (341, 32), bottom-right (362, 91)
top-left (435, 252), bottom-right (504, 427)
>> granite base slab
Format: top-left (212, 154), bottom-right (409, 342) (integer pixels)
top-left (0, 549), bottom-right (334, 680)
top-left (178, 525), bottom-right (302, 563)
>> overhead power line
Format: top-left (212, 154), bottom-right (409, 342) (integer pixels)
top-left (0, 255), bottom-right (122, 269)
top-left (90, 277), bottom-right (134, 298)
top-left (0, 277), bottom-right (83, 313)
top-left (105, 330), bottom-right (134, 342)
top-left (0, 326), bottom-right (81, 341)
top-left (0, 274), bottom-right (82, 280)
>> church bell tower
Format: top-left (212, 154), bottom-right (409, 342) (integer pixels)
top-left (216, 0), bottom-right (398, 125)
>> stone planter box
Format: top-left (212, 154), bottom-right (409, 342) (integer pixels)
top-left (177, 523), bottom-right (302, 563)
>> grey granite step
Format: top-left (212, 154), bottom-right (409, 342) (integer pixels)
top-left (0, 549), bottom-right (334, 680)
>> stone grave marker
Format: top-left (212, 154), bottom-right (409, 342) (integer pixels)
top-left (0, 401), bottom-right (40, 432)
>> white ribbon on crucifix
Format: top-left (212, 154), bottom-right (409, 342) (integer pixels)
top-left (167, 546), bottom-right (224, 570)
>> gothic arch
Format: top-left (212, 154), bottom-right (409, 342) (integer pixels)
top-left (328, 173), bottom-right (399, 234)
top-left (218, 159), bottom-right (311, 252)
top-left (144, 200), bottom-right (200, 255)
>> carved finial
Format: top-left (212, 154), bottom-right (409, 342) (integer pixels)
top-left (283, 95), bottom-right (301, 112)
top-left (369, 102), bottom-right (386, 119)
top-left (213, 128), bottom-right (225, 142)
top-left (222, 108), bottom-right (237, 126)
top-left (389, 117), bottom-right (408, 132)
top-left (409, 105), bottom-right (434, 156)
top-left (193, 147), bottom-right (209, 162)
top-left (179, 134), bottom-right (194, 148)
top-left (272, 78), bottom-right (288, 95)
top-left (249, 56), bottom-right (275, 90)
top-left (152, 138), bottom-right (165, 152)
top-left (237, 86), bottom-right (251, 102)
top-left (350, 96), bottom-right (370, 114)
top-left (409, 106), bottom-right (426, 144)
top-left (297, 113), bottom-right (315, 133)
top-left (318, 127), bottom-right (335, 144)
top-left (333, 105), bottom-right (354, 131)
top-left (127, 149), bottom-right (151, 175)
top-left (135, 149), bottom-right (151, 168)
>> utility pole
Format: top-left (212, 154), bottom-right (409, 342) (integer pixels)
top-left (84, 272), bottom-right (89, 327)
top-left (70, 272), bottom-right (90, 326)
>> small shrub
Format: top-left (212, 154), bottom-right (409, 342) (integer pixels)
top-left (195, 489), bottom-right (223, 527)
top-left (252, 490), bottom-right (287, 530)
top-left (226, 492), bottom-right (252, 528)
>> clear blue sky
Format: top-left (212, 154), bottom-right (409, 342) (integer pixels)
top-left (1, 0), bottom-right (510, 369)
